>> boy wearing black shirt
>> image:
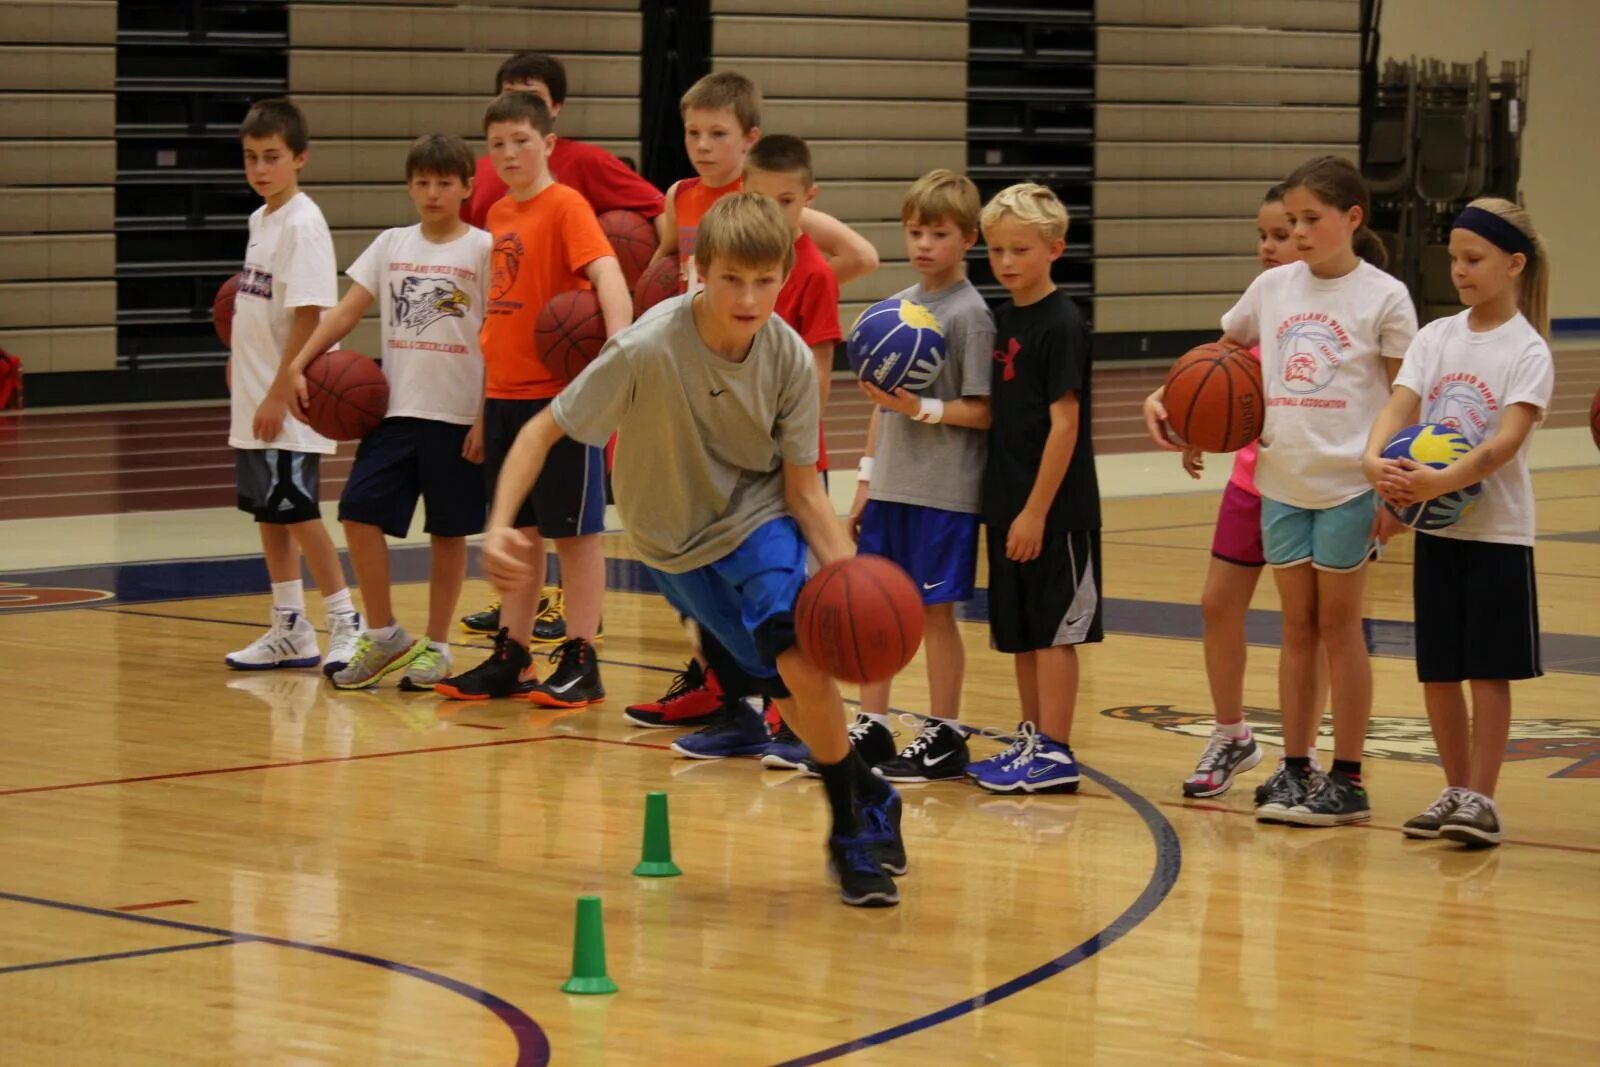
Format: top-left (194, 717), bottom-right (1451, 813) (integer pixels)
top-left (968, 183), bottom-right (1102, 794)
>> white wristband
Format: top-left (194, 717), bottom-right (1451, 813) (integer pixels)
top-left (915, 397), bottom-right (945, 424)
top-left (856, 457), bottom-right (875, 482)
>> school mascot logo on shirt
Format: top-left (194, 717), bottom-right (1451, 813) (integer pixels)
top-left (1429, 380), bottom-right (1493, 443)
top-left (1278, 319), bottom-right (1345, 395)
top-left (489, 232), bottom-right (523, 302)
top-left (391, 276), bottom-right (470, 334)
top-left (1102, 704), bottom-right (1600, 779)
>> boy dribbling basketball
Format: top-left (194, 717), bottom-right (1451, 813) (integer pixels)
top-left (482, 194), bottom-right (907, 907)
top-left (226, 97), bottom-right (361, 676)
top-left (968, 183), bottom-right (1102, 794)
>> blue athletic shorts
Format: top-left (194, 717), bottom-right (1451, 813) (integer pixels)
top-left (338, 417), bottom-right (485, 538)
top-left (1261, 490), bottom-right (1378, 572)
top-left (646, 517), bottom-right (807, 696)
top-left (856, 500), bottom-right (979, 605)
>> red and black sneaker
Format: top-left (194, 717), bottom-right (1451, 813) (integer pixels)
top-left (623, 659), bottom-right (723, 728)
top-left (434, 628), bottom-right (534, 701)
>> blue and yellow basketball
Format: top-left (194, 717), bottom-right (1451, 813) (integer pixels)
top-left (1379, 422), bottom-right (1484, 530)
top-left (846, 298), bottom-right (946, 394)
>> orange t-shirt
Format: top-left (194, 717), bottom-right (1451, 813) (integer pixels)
top-left (675, 176), bottom-right (742, 295)
top-left (482, 183), bottom-right (614, 400)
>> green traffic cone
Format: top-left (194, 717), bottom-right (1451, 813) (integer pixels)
top-left (561, 895), bottom-right (619, 995)
top-left (633, 791), bottom-right (683, 877)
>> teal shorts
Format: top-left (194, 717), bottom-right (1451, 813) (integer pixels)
top-left (1261, 491), bottom-right (1378, 572)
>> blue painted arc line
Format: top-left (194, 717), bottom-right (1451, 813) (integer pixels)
top-left (774, 762), bottom-right (1183, 1066)
top-left (0, 889), bottom-right (550, 1067)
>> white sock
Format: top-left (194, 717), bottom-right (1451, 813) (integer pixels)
top-left (323, 587), bottom-right (355, 617)
top-left (367, 622), bottom-right (400, 642)
top-left (1216, 720), bottom-right (1249, 740)
top-left (429, 640), bottom-right (449, 654)
top-left (271, 580), bottom-right (305, 615)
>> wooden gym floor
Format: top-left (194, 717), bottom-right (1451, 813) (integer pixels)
top-left (2, 400), bottom-right (1598, 1063)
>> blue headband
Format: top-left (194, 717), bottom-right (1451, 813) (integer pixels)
top-left (1453, 206), bottom-right (1535, 260)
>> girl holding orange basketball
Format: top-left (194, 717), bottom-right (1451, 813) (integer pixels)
top-left (1144, 185), bottom-right (1332, 800)
top-left (1147, 157), bottom-right (1416, 827)
top-left (1362, 200), bottom-right (1554, 848)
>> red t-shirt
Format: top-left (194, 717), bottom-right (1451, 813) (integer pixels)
top-left (775, 235), bottom-right (842, 472)
top-left (465, 138), bottom-right (665, 230)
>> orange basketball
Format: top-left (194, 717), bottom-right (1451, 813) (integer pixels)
top-left (795, 555), bottom-right (924, 685)
top-left (1590, 385), bottom-right (1600, 452)
top-left (1162, 342), bottom-right (1265, 453)
top-left (599, 209), bottom-right (659, 289)
top-left (535, 289), bottom-right (607, 384)
top-left (304, 350), bottom-right (388, 440)
top-left (213, 273), bottom-right (242, 347)
top-left (632, 255), bottom-right (679, 319)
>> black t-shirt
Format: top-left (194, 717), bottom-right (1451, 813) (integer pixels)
top-left (981, 291), bottom-right (1100, 530)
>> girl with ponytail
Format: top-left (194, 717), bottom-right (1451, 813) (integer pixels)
top-left (1363, 198), bottom-right (1554, 848)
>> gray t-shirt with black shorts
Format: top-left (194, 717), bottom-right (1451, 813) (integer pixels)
top-left (551, 294), bottom-right (820, 574)
top-left (866, 277), bottom-right (995, 514)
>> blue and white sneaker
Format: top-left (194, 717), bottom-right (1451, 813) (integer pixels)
top-left (670, 700), bottom-right (771, 760)
top-left (760, 718), bottom-right (811, 769)
top-left (972, 722), bottom-right (1080, 794)
top-left (964, 721), bottom-right (1030, 779)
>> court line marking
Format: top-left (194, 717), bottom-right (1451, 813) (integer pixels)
top-left (0, 889), bottom-right (549, 1067)
top-left (776, 763), bottom-right (1183, 1065)
top-left (0, 938), bottom-right (236, 976)
top-left (115, 898), bottom-right (197, 912)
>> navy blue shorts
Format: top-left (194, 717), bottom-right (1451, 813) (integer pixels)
top-left (482, 397), bottom-right (606, 539)
top-left (338, 417), bottom-right (485, 539)
top-left (236, 448), bottom-right (321, 525)
top-left (856, 500), bottom-right (979, 606)
top-left (646, 516), bottom-right (807, 699)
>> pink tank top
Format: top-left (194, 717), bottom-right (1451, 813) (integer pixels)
top-left (1226, 346), bottom-right (1262, 496)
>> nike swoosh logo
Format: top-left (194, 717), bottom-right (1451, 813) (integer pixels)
top-left (709, 388), bottom-right (727, 397)
top-left (923, 751), bottom-right (953, 766)
top-left (1027, 764), bottom-right (1063, 779)
top-left (547, 677), bottom-right (581, 693)
top-left (922, 581), bottom-right (945, 591)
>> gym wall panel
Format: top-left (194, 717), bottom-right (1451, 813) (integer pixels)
top-left (1094, 0), bottom-right (1360, 335)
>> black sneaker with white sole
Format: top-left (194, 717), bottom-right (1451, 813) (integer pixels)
top-left (826, 834), bottom-right (899, 907)
top-left (800, 714), bottom-right (897, 777)
top-left (1439, 791), bottom-right (1501, 848)
top-left (1281, 770), bottom-right (1371, 827)
top-left (1255, 764), bottom-right (1314, 823)
top-left (875, 720), bottom-right (971, 783)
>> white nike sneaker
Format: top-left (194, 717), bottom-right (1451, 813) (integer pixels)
top-left (323, 611), bottom-right (362, 679)
top-left (226, 609), bottom-right (321, 671)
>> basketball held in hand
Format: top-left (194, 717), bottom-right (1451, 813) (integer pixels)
top-left (303, 350), bottom-right (388, 440)
top-left (599, 209), bottom-right (659, 289)
top-left (1161, 342), bottom-right (1264, 453)
top-left (795, 556), bottom-right (924, 684)
top-left (536, 289), bottom-right (607, 384)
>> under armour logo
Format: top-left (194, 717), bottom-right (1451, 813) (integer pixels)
top-left (994, 338), bottom-right (1021, 381)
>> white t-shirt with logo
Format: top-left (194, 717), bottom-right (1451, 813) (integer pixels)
top-left (346, 224), bottom-right (491, 425)
top-left (230, 192), bottom-right (339, 453)
top-left (1222, 260), bottom-right (1417, 509)
top-left (1393, 310), bottom-right (1554, 546)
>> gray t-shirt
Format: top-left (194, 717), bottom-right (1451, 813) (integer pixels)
top-left (551, 294), bottom-right (820, 574)
top-left (868, 278), bottom-right (996, 513)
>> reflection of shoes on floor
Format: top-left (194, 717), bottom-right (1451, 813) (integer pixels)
top-left (379, 700), bottom-right (447, 735)
top-left (972, 794), bottom-right (1079, 844)
top-left (227, 671), bottom-right (323, 755)
top-left (522, 705), bottom-right (591, 732)
top-left (900, 792), bottom-right (960, 835)
top-left (1430, 845), bottom-right (1501, 888)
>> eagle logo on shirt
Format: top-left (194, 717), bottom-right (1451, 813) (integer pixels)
top-left (1278, 320), bottom-right (1343, 395)
top-left (390, 276), bottom-right (470, 334)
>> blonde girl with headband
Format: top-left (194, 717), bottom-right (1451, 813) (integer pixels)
top-left (1364, 198), bottom-right (1554, 848)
